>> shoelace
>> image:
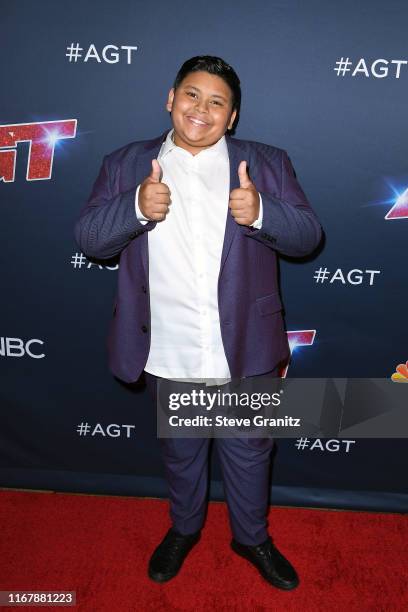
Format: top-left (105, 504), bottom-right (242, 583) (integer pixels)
top-left (253, 540), bottom-right (274, 559)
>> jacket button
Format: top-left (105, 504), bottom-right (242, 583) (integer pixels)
top-left (129, 232), bottom-right (136, 239)
top-left (141, 325), bottom-right (148, 333)
top-left (142, 285), bottom-right (147, 293)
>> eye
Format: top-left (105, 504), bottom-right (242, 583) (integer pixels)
top-left (211, 100), bottom-right (222, 106)
top-left (186, 91), bottom-right (197, 98)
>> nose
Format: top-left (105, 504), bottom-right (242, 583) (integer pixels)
top-left (195, 98), bottom-right (209, 114)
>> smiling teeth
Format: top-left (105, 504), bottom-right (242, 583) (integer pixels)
top-left (189, 118), bottom-right (206, 125)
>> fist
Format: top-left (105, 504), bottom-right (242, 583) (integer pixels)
top-left (229, 161), bottom-right (260, 226)
top-left (138, 159), bottom-right (171, 221)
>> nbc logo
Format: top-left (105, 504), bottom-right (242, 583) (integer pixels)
top-left (391, 361), bottom-right (408, 383)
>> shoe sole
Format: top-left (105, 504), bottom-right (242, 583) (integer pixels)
top-left (231, 541), bottom-right (299, 591)
top-left (148, 568), bottom-right (178, 583)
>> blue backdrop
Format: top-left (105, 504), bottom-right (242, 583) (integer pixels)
top-left (1, 0), bottom-right (407, 512)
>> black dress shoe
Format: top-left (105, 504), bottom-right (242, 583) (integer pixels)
top-left (148, 527), bottom-right (201, 583)
top-left (231, 537), bottom-right (299, 590)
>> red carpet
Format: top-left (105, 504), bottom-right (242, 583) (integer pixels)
top-left (0, 491), bottom-right (407, 611)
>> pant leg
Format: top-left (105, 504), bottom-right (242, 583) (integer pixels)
top-left (215, 369), bottom-right (278, 545)
top-left (159, 436), bottom-right (211, 534)
top-left (216, 436), bottom-right (274, 545)
top-left (145, 371), bottom-right (210, 535)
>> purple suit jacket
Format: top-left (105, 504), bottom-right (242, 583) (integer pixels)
top-left (74, 129), bottom-right (322, 383)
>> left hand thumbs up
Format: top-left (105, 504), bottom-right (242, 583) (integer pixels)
top-left (238, 160), bottom-right (253, 189)
top-left (229, 161), bottom-right (260, 225)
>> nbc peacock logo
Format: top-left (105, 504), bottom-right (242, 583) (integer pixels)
top-left (391, 361), bottom-right (408, 383)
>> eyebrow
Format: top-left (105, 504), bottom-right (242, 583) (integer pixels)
top-left (182, 84), bottom-right (228, 102)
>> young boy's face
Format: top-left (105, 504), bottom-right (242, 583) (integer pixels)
top-left (166, 71), bottom-right (237, 156)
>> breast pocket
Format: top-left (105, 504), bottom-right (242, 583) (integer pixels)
top-left (256, 292), bottom-right (283, 316)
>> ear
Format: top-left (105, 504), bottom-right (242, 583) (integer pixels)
top-left (228, 108), bottom-right (237, 130)
top-left (166, 88), bottom-right (175, 112)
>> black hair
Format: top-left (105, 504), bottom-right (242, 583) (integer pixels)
top-left (172, 55), bottom-right (241, 132)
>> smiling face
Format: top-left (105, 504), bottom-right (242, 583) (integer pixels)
top-left (166, 71), bottom-right (237, 155)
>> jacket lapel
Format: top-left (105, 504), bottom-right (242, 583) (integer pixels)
top-left (134, 130), bottom-right (169, 277)
top-left (134, 130), bottom-right (170, 187)
top-left (219, 135), bottom-right (247, 277)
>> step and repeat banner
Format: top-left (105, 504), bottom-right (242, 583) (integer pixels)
top-left (1, 0), bottom-right (407, 511)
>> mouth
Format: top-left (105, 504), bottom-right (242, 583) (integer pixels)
top-left (185, 115), bottom-right (210, 128)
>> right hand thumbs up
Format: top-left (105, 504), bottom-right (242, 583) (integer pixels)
top-left (139, 159), bottom-right (171, 221)
top-left (147, 159), bottom-right (162, 183)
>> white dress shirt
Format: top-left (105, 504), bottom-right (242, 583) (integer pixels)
top-left (134, 128), bottom-right (263, 381)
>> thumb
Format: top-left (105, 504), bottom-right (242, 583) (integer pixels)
top-left (149, 159), bottom-right (162, 183)
top-left (238, 160), bottom-right (252, 188)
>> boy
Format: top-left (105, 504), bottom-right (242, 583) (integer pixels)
top-left (75, 55), bottom-right (322, 590)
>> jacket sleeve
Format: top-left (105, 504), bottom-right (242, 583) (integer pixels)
top-left (74, 154), bottom-right (156, 259)
top-left (249, 150), bottom-right (322, 257)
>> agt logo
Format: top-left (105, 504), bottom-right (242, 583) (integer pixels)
top-left (279, 330), bottom-right (316, 378)
top-left (76, 422), bottom-right (136, 437)
top-left (0, 119), bottom-right (77, 182)
top-left (385, 186), bottom-right (408, 220)
top-left (66, 43), bottom-right (138, 64)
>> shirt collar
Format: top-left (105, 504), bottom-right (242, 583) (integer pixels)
top-left (159, 127), bottom-right (228, 160)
